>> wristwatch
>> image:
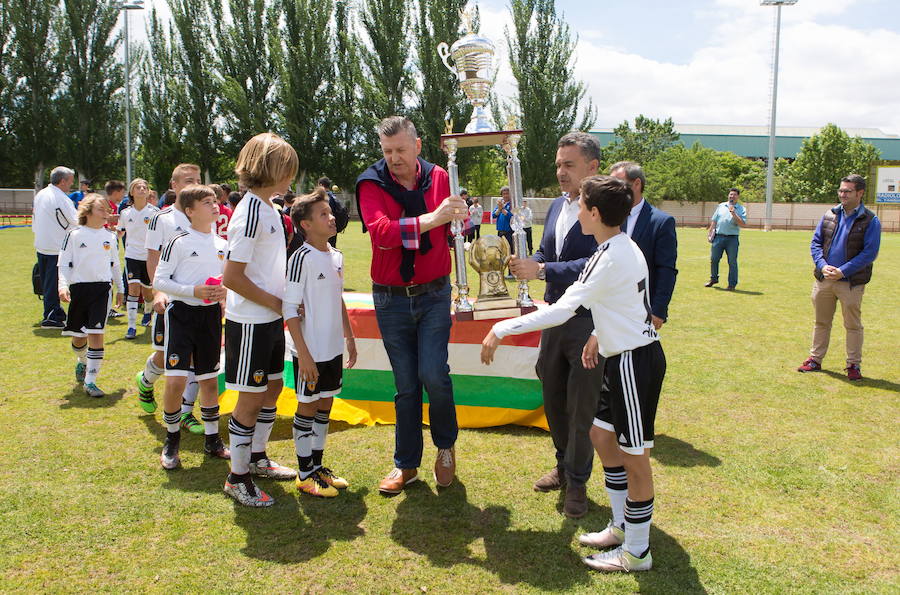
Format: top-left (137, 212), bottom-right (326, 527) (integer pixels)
top-left (537, 263), bottom-right (546, 281)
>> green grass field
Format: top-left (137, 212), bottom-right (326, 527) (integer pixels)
top-left (0, 225), bottom-right (897, 593)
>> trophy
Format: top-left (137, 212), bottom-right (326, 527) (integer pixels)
top-left (438, 9), bottom-right (535, 321)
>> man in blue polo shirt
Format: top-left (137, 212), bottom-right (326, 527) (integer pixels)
top-left (798, 174), bottom-right (881, 381)
top-left (705, 188), bottom-right (747, 290)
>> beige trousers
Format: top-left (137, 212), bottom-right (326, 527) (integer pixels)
top-left (809, 279), bottom-right (865, 366)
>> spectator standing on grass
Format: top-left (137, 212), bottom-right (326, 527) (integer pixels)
top-left (467, 196), bottom-right (483, 242)
top-left (33, 166), bottom-right (78, 328)
top-left (493, 186), bottom-right (514, 254)
top-left (704, 187), bottom-right (746, 290)
top-left (521, 199), bottom-right (534, 255)
top-left (68, 179), bottom-right (91, 208)
top-left (797, 174), bottom-right (881, 382)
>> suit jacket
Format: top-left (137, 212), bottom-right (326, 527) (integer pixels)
top-left (629, 200), bottom-right (678, 321)
top-left (532, 195), bottom-right (598, 311)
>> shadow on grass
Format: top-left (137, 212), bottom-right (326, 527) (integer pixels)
top-left (820, 369), bottom-right (900, 392)
top-left (712, 287), bottom-right (763, 295)
top-left (31, 327), bottom-right (65, 338)
top-left (651, 434), bottom-right (722, 468)
top-left (59, 387), bottom-right (124, 408)
top-left (390, 480), bottom-right (587, 590)
top-left (633, 525), bottom-right (708, 593)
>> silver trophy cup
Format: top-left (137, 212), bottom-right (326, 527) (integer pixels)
top-left (437, 30), bottom-right (496, 133)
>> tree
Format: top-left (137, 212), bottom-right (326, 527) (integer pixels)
top-left (783, 123), bottom-right (881, 202)
top-left (208, 0), bottom-right (279, 154)
top-left (0, 1), bottom-right (18, 185)
top-left (134, 9), bottom-right (191, 193)
top-left (167, 0), bottom-right (221, 182)
top-left (645, 143), bottom-right (732, 204)
top-left (410, 0), bottom-right (469, 164)
top-left (359, 0), bottom-right (412, 128)
top-left (505, 0), bottom-right (595, 194)
top-left (463, 147), bottom-right (506, 198)
top-left (603, 115), bottom-right (680, 170)
top-left (55, 0), bottom-right (123, 183)
top-left (278, 0), bottom-right (335, 188)
top-left (8, 0), bottom-right (61, 190)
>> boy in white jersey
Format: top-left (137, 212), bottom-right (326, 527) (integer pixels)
top-left (135, 164), bottom-right (203, 434)
top-left (154, 185), bottom-right (230, 469)
top-left (223, 133), bottom-right (299, 507)
top-left (283, 188), bottom-right (357, 498)
top-left (58, 195), bottom-right (125, 397)
top-left (481, 175), bottom-right (666, 573)
top-left (118, 178), bottom-right (159, 338)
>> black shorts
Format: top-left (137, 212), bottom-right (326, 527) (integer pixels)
top-left (125, 258), bottom-right (151, 287)
top-left (152, 311), bottom-right (166, 351)
top-left (225, 318), bottom-right (285, 393)
top-left (293, 353), bottom-right (343, 402)
top-left (594, 341), bottom-right (666, 455)
top-left (164, 301), bottom-right (222, 379)
top-left (63, 282), bottom-right (111, 337)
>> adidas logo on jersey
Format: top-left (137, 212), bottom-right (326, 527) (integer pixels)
top-left (317, 273), bottom-right (326, 280)
top-left (79, 243), bottom-right (87, 248)
top-left (190, 251), bottom-right (199, 257)
top-left (270, 225), bottom-right (276, 234)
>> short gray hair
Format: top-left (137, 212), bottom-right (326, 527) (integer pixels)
top-left (609, 160), bottom-right (647, 192)
top-left (500, 185), bottom-right (510, 194)
top-left (558, 132), bottom-right (601, 164)
top-left (378, 116), bottom-right (417, 139)
top-left (50, 166), bottom-right (75, 185)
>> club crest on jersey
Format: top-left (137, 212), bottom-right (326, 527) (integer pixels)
top-left (217, 250), bottom-right (225, 261)
top-left (155, 332), bottom-right (164, 343)
top-left (253, 370), bottom-right (265, 383)
top-left (168, 353), bottom-right (180, 367)
top-left (143, 216), bottom-right (150, 224)
top-left (102, 241), bottom-right (111, 250)
top-left (127, 271), bottom-right (134, 278)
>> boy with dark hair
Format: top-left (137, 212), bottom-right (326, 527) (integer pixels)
top-left (154, 185), bottom-right (231, 468)
top-left (481, 175), bottom-right (666, 572)
top-left (284, 188), bottom-right (357, 498)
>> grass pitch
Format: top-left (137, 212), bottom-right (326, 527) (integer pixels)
top-left (0, 225), bottom-right (897, 593)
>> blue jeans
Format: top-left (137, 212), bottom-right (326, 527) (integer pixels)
top-left (710, 234), bottom-right (739, 288)
top-left (374, 283), bottom-right (457, 469)
top-left (37, 252), bottom-right (66, 322)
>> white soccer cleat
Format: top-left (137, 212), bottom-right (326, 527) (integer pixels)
top-left (249, 458), bottom-right (297, 480)
top-left (578, 520), bottom-right (625, 549)
top-left (224, 479), bottom-right (274, 507)
top-left (583, 546), bottom-right (652, 572)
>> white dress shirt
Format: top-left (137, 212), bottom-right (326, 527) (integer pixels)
top-left (554, 193), bottom-right (581, 255)
top-left (625, 198), bottom-right (645, 237)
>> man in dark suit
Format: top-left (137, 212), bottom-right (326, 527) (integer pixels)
top-left (609, 161), bottom-right (678, 329)
top-left (576, 161), bottom-right (678, 551)
top-left (509, 132), bottom-right (604, 518)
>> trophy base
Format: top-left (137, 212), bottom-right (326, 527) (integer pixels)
top-left (455, 299), bottom-right (537, 321)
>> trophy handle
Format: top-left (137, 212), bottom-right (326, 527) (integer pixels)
top-left (436, 42), bottom-right (455, 75)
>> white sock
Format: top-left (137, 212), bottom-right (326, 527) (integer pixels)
top-left (624, 497), bottom-right (654, 557)
top-left (251, 407), bottom-right (277, 456)
top-left (228, 417), bottom-right (254, 475)
top-left (71, 342), bottom-right (87, 364)
top-left (604, 466), bottom-right (628, 528)
top-left (85, 348), bottom-right (104, 384)
top-left (126, 295), bottom-right (139, 328)
top-left (180, 372), bottom-right (199, 415)
top-left (200, 405), bottom-right (220, 435)
top-left (142, 353), bottom-right (164, 385)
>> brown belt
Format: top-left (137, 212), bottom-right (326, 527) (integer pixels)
top-left (372, 276), bottom-right (449, 298)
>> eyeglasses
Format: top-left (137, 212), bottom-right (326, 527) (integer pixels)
top-left (837, 189), bottom-right (856, 194)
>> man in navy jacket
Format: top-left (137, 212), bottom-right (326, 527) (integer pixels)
top-left (509, 132), bottom-right (604, 518)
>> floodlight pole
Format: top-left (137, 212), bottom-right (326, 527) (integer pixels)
top-left (121, 1), bottom-right (144, 187)
top-left (762, 0), bottom-right (796, 232)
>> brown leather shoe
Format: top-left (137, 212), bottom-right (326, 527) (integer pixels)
top-left (704, 279), bottom-right (717, 288)
top-left (434, 447), bottom-right (456, 487)
top-left (533, 467), bottom-right (566, 492)
top-left (564, 483), bottom-right (588, 518)
top-left (378, 468), bottom-right (418, 494)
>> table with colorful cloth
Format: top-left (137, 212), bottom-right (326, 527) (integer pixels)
top-left (218, 292), bottom-right (548, 430)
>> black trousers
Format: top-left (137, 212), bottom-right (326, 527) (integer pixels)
top-left (535, 316), bottom-right (605, 486)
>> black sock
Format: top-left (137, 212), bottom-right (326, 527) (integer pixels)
top-left (165, 430), bottom-right (180, 447)
top-left (249, 451), bottom-right (267, 463)
top-left (298, 455), bottom-right (314, 479)
top-left (312, 449), bottom-right (323, 468)
top-left (228, 471), bottom-right (251, 484)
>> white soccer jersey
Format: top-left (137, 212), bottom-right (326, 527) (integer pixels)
top-left (154, 228), bottom-right (227, 306)
top-left (145, 206), bottom-right (191, 253)
top-left (57, 226), bottom-right (124, 292)
top-left (118, 202), bottom-right (159, 260)
top-left (493, 233), bottom-right (659, 358)
top-left (283, 243), bottom-right (344, 361)
top-left (225, 192), bottom-right (286, 324)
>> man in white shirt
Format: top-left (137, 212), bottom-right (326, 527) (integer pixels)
top-left (33, 166), bottom-right (78, 328)
top-left (507, 132), bottom-right (604, 518)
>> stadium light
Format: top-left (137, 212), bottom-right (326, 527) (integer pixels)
top-left (760, 0), bottom-right (797, 231)
top-left (120, 0), bottom-right (145, 187)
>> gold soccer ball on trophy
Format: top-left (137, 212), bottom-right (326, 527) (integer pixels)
top-left (468, 235), bottom-right (512, 301)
